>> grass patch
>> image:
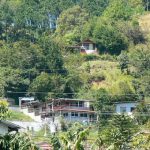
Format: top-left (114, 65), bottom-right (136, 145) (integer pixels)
top-left (8, 110), bottom-right (33, 121)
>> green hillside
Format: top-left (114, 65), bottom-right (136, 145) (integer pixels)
top-left (0, 0), bottom-right (150, 149)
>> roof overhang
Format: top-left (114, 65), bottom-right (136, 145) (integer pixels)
top-left (19, 97), bottom-right (35, 101)
top-left (0, 120), bottom-right (22, 129)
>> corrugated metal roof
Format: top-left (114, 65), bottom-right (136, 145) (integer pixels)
top-left (0, 120), bottom-right (22, 129)
top-left (19, 97), bottom-right (34, 101)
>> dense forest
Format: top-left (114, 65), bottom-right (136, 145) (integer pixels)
top-left (0, 0), bottom-right (149, 104)
top-left (0, 0), bottom-right (150, 149)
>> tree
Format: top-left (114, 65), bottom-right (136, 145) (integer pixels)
top-left (81, 17), bottom-right (97, 41)
top-left (80, 0), bottom-right (110, 16)
top-left (134, 102), bottom-right (150, 125)
top-left (99, 115), bottom-right (137, 150)
top-left (130, 121), bottom-right (150, 149)
top-left (94, 88), bottom-right (113, 126)
top-left (0, 68), bottom-right (30, 101)
top-left (28, 72), bottom-right (51, 100)
top-left (0, 41), bottom-right (45, 69)
top-left (130, 131), bottom-right (150, 149)
top-left (116, 21), bottom-right (145, 45)
top-left (55, 5), bottom-right (89, 45)
top-left (45, 40), bottom-right (64, 71)
top-left (129, 44), bottom-right (150, 98)
top-left (63, 74), bottom-right (83, 98)
top-left (93, 18), bottom-right (128, 54)
top-left (129, 44), bottom-right (150, 75)
top-left (0, 100), bottom-right (9, 120)
top-left (0, 1), bottom-right (14, 42)
top-left (103, 0), bottom-right (144, 21)
top-left (118, 51), bottom-right (129, 73)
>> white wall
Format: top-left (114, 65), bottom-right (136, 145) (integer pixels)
top-left (116, 103), bottom-right (137, 115)
top-left (11, 121), bottom-right (44, 132)
top-left (64, 112), bottom-right (89, 122)
top-left (84, 102), bottom-right (90, 107)
top-left (0, 124), bottom-right (8, 135)
top-left (9, 106), bottom-right (21, 112)
top-left (85, 50), bottom-right (97, 54)
top-left (21, 108), bottom-right (42, 122)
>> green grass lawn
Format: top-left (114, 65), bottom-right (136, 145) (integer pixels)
top-left (8, 110), bottom-right (33, 121)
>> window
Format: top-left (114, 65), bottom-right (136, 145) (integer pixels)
top-left (120, 107), bottom-right (126, 113)
top-left (131, 107), bottom-right (135, 112)
top-left (79, 101), bottom-right (83, 107)
top-left (71, 112), bottom-right (78, 117)
top-left (63, 113), bottom-right (68, 117)
top-left (71, 102), bottom-right (78, 107)
top-left (27, 126), bottom-right (29, 131)
top-left (80, 113), bottom-right (87, 117)
top-left (83, 44), bottom-right (89, 50)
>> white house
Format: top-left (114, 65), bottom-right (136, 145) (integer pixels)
top-left (19, 98), bottom-right (96, 123)
top-left (80, 39), bottom-right (98, 55)
top-left (0, 120), bottom-right (21, 135)
top-left (69, 39), bottom-right (98, 55)
top-left (115, 102), bottom-right (138, 115)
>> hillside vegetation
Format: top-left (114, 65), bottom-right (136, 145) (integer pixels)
top-left (0, 0), bottom-right (149, 104)
top-left (8, 110), bottom-right (33, 121)
top-left (0, 0), bottom-right (150, 149)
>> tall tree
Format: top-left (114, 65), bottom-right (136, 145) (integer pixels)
top-left (55, 5), bottom-right (89, 45)
top-left (80, 0), bottom-right (110, 16)
top-left (93, 19), bottom-right (128, 54)
top-left (103, 0), bottom-right (144, 21)
top-left (99, 115), bottom-right (137, 149)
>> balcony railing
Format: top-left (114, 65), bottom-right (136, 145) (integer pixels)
top-left (26, 104), bottom-right (95, 116)
top-left (53, 105), bottom-right (94, 112)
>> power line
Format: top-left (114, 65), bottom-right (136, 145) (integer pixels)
top-left (6, 91), bottom-right (150, 96)
top-left (96, 112), bottom-right (150, 116)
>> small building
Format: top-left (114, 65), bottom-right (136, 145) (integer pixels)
top-left (20, 98), bottom-right (96, 123)
top-left (70, 39), bottom-right (98, 55)
top-left (0, 120), bottom-right (21, 135)
top-left (115, 102), bottom-right (138, 115)
top-left (51, 98), bottom-right (96, 122)
top-left (19, 97), bottom-right (35, 108)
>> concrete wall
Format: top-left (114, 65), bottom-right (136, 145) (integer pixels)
top-left (21, 108), bottom-right (42, 122)
top-left (9, 106), bottom-right (21, 112)
top-left (0, 123), bottom-right (8, 135)
top-left (11, 121), bottom-right (44, 132)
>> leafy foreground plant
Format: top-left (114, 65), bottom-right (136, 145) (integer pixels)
top-left (0, 100), bottom-right (9, 120)
top-left (0, 132), bottom-right (38, 150)
top-left (51, 123), bottom-right (90, 150)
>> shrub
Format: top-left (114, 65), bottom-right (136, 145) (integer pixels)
top-left (82, 54), bottom-right (100, 61)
